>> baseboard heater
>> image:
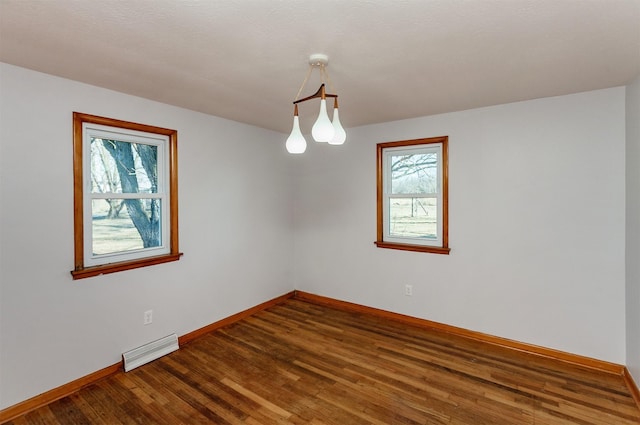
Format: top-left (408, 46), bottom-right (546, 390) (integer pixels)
top-left (122, 333), bottom-right (179, 372)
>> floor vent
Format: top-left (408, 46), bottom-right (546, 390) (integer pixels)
top-left (122, 333), bottom-right (179, 372)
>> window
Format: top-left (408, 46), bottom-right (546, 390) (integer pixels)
top-left (72, 113), bottom-right (182, 279)
top-left (375, 136), bottom-right (450, 254)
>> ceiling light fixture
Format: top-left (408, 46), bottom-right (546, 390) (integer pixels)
top-left (286, 54), bottom-right (346, 154)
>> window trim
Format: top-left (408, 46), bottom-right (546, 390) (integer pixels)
top-left (71, 112), bottom-right (182, 279)
top-left (375, 136), bottom-right (450, 255)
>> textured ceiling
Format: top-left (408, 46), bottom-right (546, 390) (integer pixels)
top-left (1, 0), bottom-right (639, 134)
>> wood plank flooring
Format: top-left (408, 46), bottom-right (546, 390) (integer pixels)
top-left (5, 299), bottom-right (640, 424)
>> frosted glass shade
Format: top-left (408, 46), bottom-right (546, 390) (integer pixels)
top-left (328, 107), bottom-right (346, 145)
top-left (311, 99), bottom-right (335, 142)
top-left (285, 116), bottom-right (307, 154)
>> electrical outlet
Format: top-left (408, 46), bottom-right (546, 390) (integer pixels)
top-left (144, 310), bottom-right (153, 325)
top-left (405, 284), bottom-right (413, 296)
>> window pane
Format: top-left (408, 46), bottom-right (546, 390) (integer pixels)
top-left (90, 138), bottom-right (158, 194)
top-left (389, 197), bottom-right (437, 239)
top-left (92, 198), bottom-right (162, 255)
top-left (390, 153), bottom-right (438, 194)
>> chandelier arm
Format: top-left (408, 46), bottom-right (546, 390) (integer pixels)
top-left (293, 84), bottom-right (337, 105)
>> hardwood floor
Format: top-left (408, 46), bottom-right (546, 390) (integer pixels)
top-left (5, 299), bottom-right (640, 424)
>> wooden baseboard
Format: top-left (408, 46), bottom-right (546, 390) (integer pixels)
top-left (623, 367), bottom-right (640, 411)
top-left (0, 291), bottom-right (295, 424)
top-left (0, 362), bottom-right (121, 424)
top-left (293, 290), bottom-right (626, 376)
top-left (179, 291), bottom-right (295, 345)
top-left (294, 290), bottom-right (640, 408)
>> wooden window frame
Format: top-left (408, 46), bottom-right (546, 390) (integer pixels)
top-left (375, 136), bottom-right (450, 254)
top-left (71, 112), bottom-right (182, 279)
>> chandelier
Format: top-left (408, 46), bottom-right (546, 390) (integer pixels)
top-left (286, 54), bottom-right (346, 154)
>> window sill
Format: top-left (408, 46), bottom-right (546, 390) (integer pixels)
top-left (374, 241), bottom-right (450, 255)
top-left (71, 252), bottom-right (184, 280)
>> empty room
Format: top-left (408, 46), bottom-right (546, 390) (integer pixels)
top-left (1, 0), bottom-right (640, 424)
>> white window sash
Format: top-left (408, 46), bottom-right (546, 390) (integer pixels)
top-left (82, 123), bottom-right (171, 266)
top-left (382, 143), bottom-right (443, 247)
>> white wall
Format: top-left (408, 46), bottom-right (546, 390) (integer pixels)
top-left (0, 63), bottom-right (293, 409)
top-left (292, 87), bottom-right (627, 363)
top-left (627, 75), bottom-right (640, 382)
